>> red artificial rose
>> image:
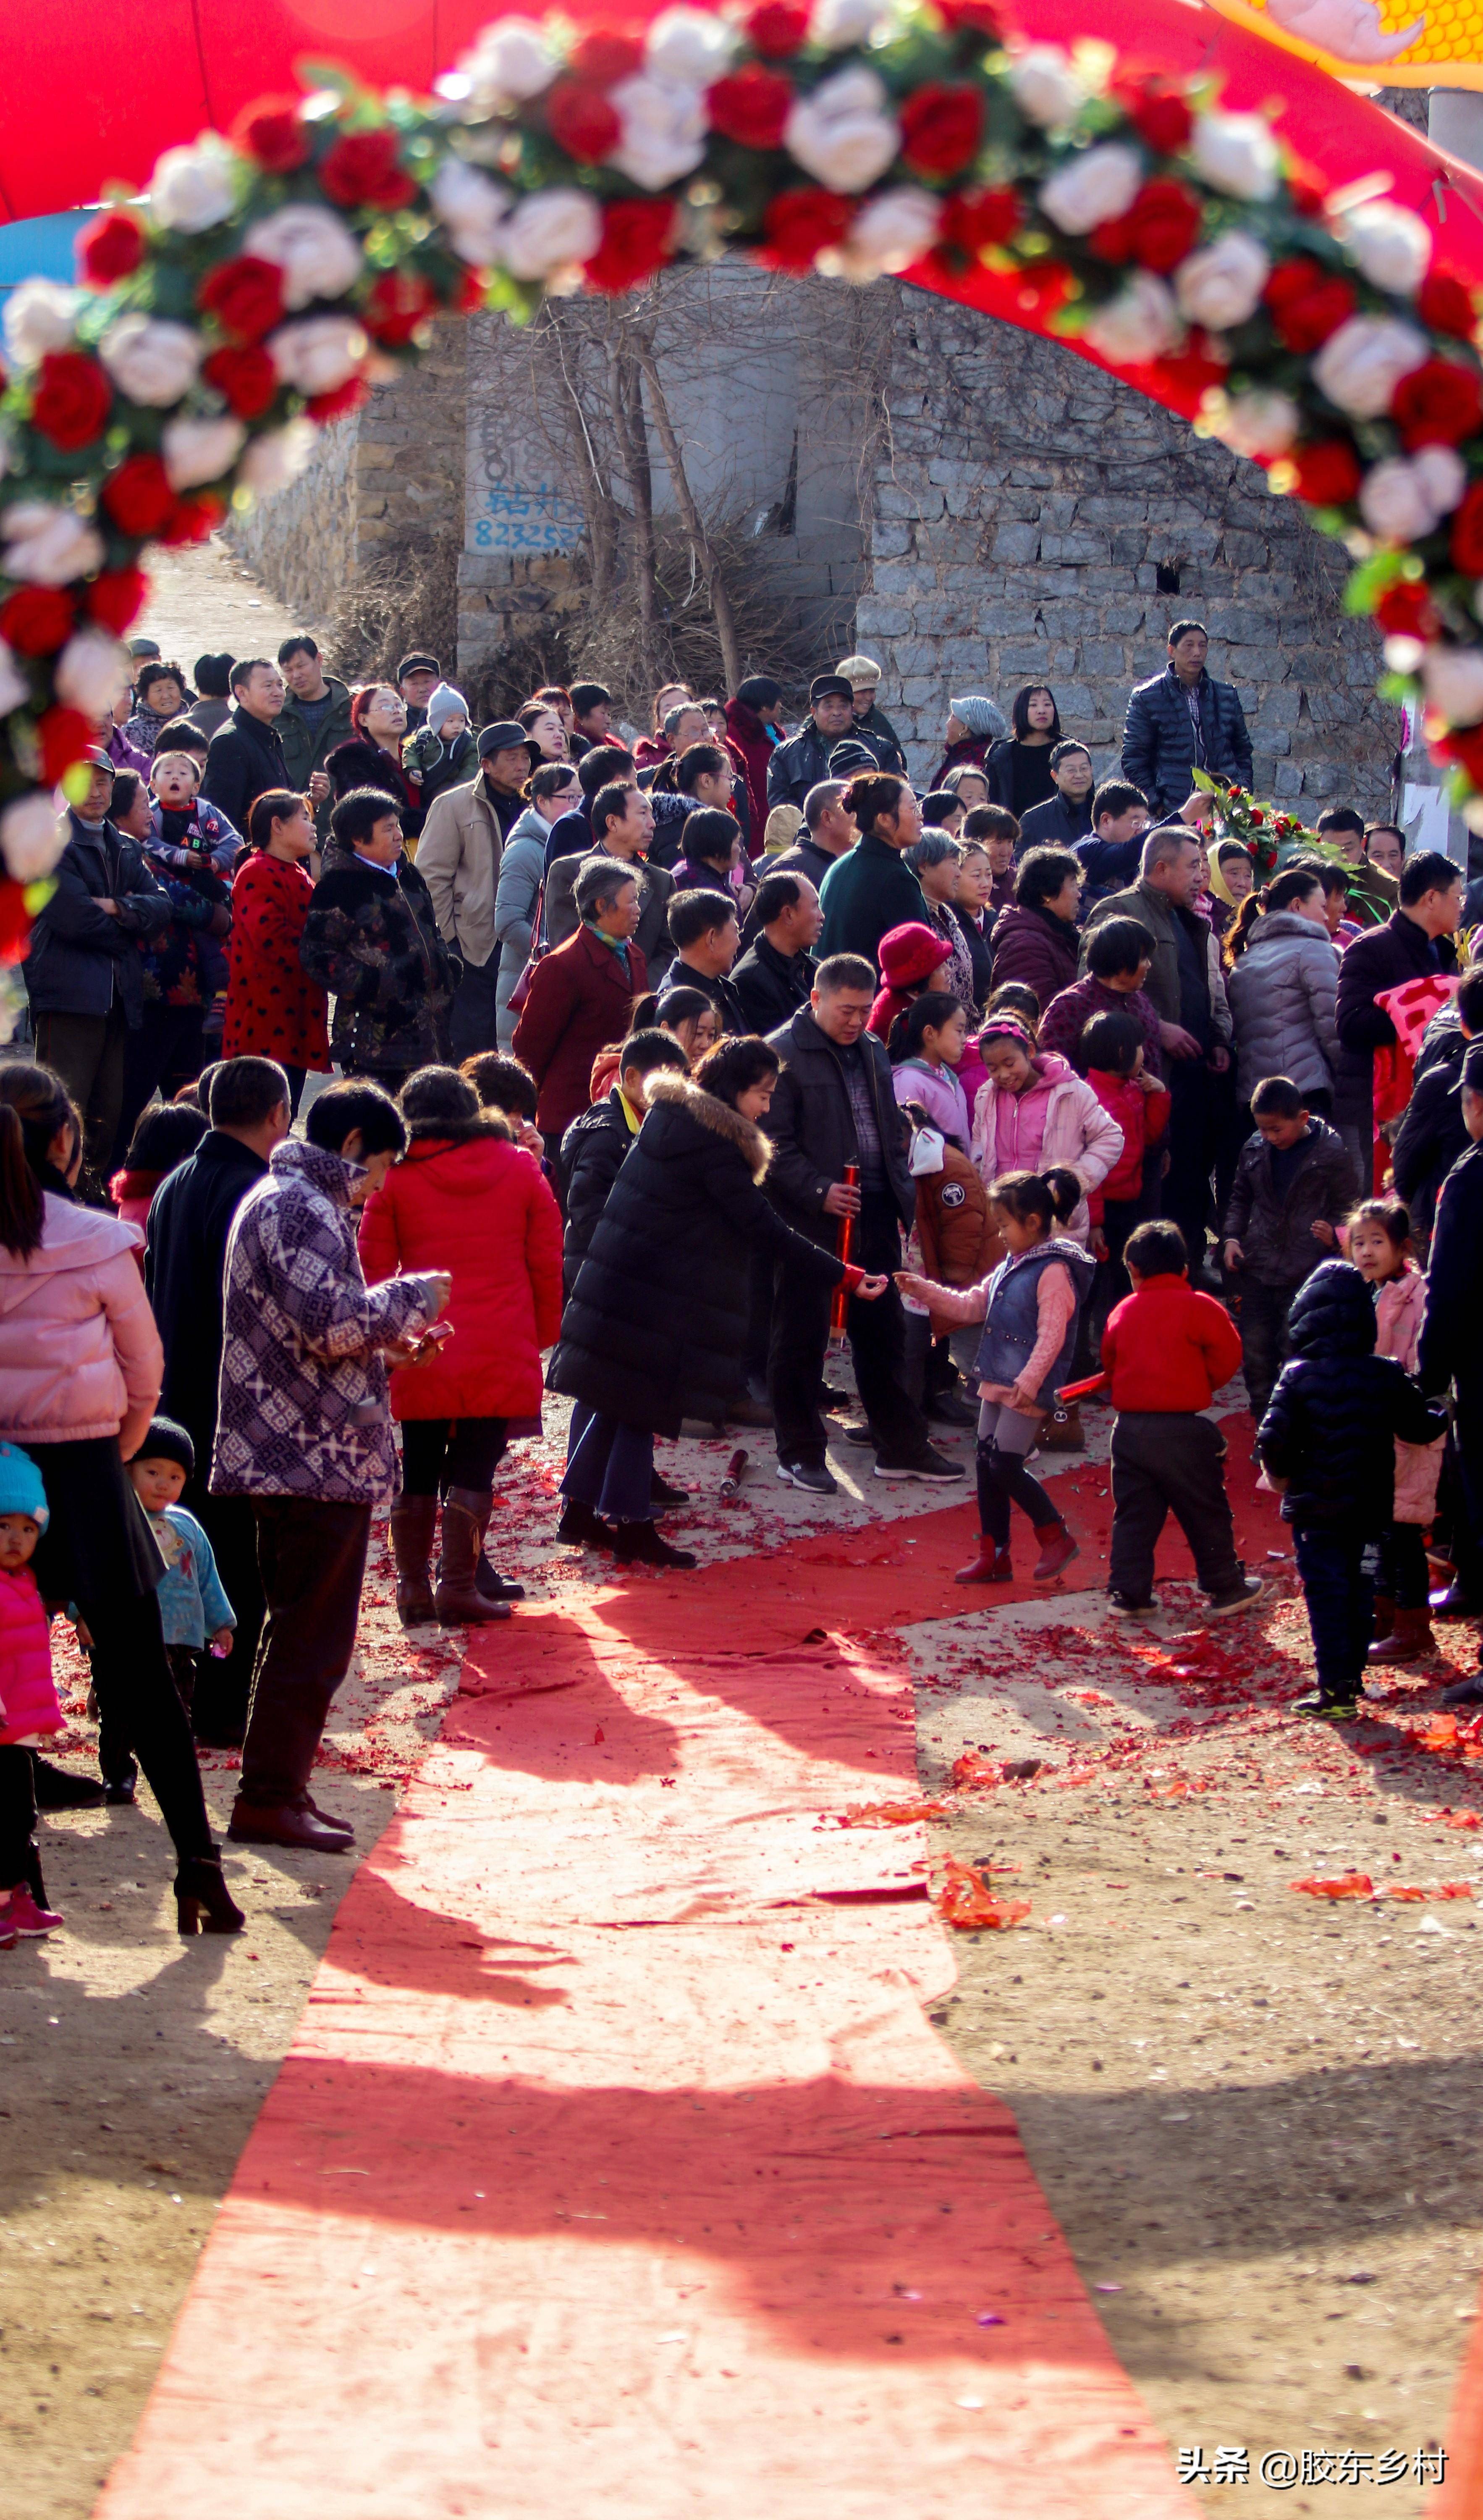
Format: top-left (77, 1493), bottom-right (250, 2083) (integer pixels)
top-left (1439, 719), bottom-right (1483, 785)
top-left (545, 79), bottom-right (622, 163)
top-left (744, 1), bottom-right (810, 55)
top-left (1451, 480), bottom-right (1483, 576)
top-left (232, 95), bottom-right (309, 172)
top-left (1148, 333), bottom-right (1229, 407)
top-left (1419, 270), bottom-right (1477, 339)
top-left (1120, 178), bottom-right (1201, 273)
top-left (900, 83), bottom-right (984, 181)
top-left (84, 569), bottom-right (147, 634)
top-left (1391, 356), bottom-right (1483, 450)
top-left (584, 197), bottom-right (679, 292)
top-left (707, 64), bottom-right (794, 150)
top-left (0, 586), bottom-right (74, 654)
top-left (76, 207), bottom-right (144, 286)
top-left (29, 351), bottom-right (110, 454)
top-left (202, 343), bottom-right (279, 420)
top-left (0, 882), bottom-right (35, 965)
top-left (1112, 76), bottom-right (1193, 156)
top-left (1263, 258), bottom-right (1357, 354)
top-left (940, 186), bottom-right (1019, 255)
top-left (37, 706), bottom-right (93, 786)
top-left (1288, 439), bottom-right (1363, 508)
top-left (100, 453), bottom-right (176, 536)
top-left (196, 255), bottom-right (286, 342)
top-left (454, 267), bottom-right (487, 314)
top-left (1375, 579), bottom-right (1440, 641)
top-left (569, 29), bottom-right (645, 82)
top-left (159, 494), bottom-right (225, 549)
top-left (933, 0), bottom-right (1004, 34)
top-left (320, 130), bottom-right (417, 212)
top-left (363, 271), bottom-right (440, 348)
top-left (306, 378), bottom-right (370, 423)
top-left (758, 186), bottom-right (853, 270)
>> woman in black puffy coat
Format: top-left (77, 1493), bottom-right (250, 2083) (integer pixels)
top-left (548, 1036), bottom-right (870, 1569)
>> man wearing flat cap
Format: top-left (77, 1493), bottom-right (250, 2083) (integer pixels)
top-left (768, 675), bottom-right (883, 811)
top-left (838, 653), bottom-right (907, 778)
top-left (417, 722), bottom-right (532, 1058)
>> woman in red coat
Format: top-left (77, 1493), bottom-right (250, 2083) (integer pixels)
top-left (359, 1064), bottom-right (563, 1630)
top-left (220, 791), bottom-right (330, 1113)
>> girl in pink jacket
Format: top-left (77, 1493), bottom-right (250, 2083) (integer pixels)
top-left (1347, 1196), bottom-right (1444, 1666)
top-left (969, 1022), bottom-right (1124, 1244)
top-left (0, 1440), bottom-right (65, 1942)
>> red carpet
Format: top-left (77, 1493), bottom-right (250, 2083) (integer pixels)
top-left (93, 1447), bottom-right (1276, 2518)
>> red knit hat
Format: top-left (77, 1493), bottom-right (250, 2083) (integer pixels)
top-left (876, 922), bottom-right (952, 989)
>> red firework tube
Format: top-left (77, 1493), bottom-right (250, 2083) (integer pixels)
top-left (1054, 1373), bottom-right (1108, 1404)
top-left (829, 1164), bottom-right (860, 1340)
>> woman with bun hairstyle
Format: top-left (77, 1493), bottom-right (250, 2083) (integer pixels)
top-left (1223, 864), bottom-right (1340, 1116)
top-left (898, 1166), bottom-right (1092, 1584)
top-left (0, 1062), bottom-right (241, 1935)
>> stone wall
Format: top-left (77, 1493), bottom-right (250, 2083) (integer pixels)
top-left (858, 288), bottom-right (1391, 812)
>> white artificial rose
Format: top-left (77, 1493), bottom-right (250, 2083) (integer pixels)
top-left (430, 159), bottom-right (512, 264)
top-left (1312, 312), bottom-right (1428, 418)
top-left (609, 73), bottom-right (709, 190)
top-left (149, 134), bottom-right (237, 234)
top-left (499, 188), bottom-right (603, 281)
top-left (1204, 386), bottom-right (1300, 458)
top-left (244, 205), bottom-right (364, 312)
top-left (828, 186), bottom-right (941, 279)
top-left (2, 280), bottom-right (80, 369)
top-left (0, 502), bottom-right (105, 586)
top-left (1190, 112), bottom-right (1279, 203)
top-left (1359, 456), bottom-right (1440, 542)
top-left (0, 639), bottom-right (28, 718)
top-left (99, 314), bottom-right (202, 408)
top-left (460, 16), bottom-right (558, 115)
top-left (645, 7), bottom-right (736, 83)
top-left (1083, 273), bottom-right (1180, 365)
top-left (1336, 200), bottom-right (1431, 298)
top-left (162, 415), bottom-right (247, 491)
top-left (1412, 442), bottom-right (1467, 515)
top-left (1174, 231), bottom-right (1269, 330)
top-left (1423, 643), bottom-right (1483, 727)
top-left (55, 629), bottom-right (129, 718)
top-left (810, 0), bottom-right (896, 44)
top-left (267, 315), bottom-right (369, 396)
top-left (786, 65), bottom-right (900, 194)
top-left (239, 420), bottom-right (318, 496)
top-left (0, 795), bottom-right (68, 885)
top-left (1008, 47), bottom-right (1086, 132)
top-left (1038, 142), bottom-right (1141, 237)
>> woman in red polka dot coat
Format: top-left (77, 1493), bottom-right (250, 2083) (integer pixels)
top-left (220, 791), bottom-right (330, 1115)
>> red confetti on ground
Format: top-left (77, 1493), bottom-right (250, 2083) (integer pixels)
top-left (934, 1856), bottom-right (1032, 1932)
top-left (1291, 1871), bottom-right (1376, 1899)
top-left (835, 1797), bottom-right (956, 1827)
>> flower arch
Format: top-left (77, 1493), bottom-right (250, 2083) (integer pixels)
top-left (1, 0), bottom-right (1482, 949)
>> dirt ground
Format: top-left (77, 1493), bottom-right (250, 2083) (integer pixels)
top-left (133, 538), bottom-right (319, 672)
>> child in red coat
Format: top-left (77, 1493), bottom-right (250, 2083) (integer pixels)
top-left (1100, 1220), bottom-right (1266, 1621)
top-left (0, 1443), bottom-right (66, 1942)
top-left (221, 792), bottom-right (330, 1113)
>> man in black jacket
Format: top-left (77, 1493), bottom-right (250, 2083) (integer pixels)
top-left (740, 780), bottom-right (858, 948)
top-left (763, 958), bottom-right (962, 1492)
top-left (559, 1029), bottom-right (688, 1298)
top-left (145, 1055), bottom-right (291, 1742)
top-left (767, 676), bottom-right (858, 810)
top-left (1121, 621), bottom-right (1253, 817)
top-left (23, 751), bottom-right (169, 1197)
top-left (1017, 743), bottom-right (1096, 850)
top-left (661, 889), bottom-right (747, 1032)
top-left (1417, 1042), bottom-right (1483, 1697)
top-left (200, 658), bottom-right (291, 832)
top-left (1392, 969), bottom-right (1483, 1244)
top-left (732, 871), bottom-right (822, 1033)
top-left (1335, 848), bottom-right (1462, 1185)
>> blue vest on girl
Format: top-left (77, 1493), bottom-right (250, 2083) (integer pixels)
top-left (974, 1237), bottom-right (1095, 1406)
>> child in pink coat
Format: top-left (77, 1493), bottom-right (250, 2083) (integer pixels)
top-left (0, 1441), bottom-right (66, 1944)
top-left (1346, 1196), bottom-right (1444, 1665)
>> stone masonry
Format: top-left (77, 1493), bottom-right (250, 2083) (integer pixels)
top-left (858, 289), bottom-right (1391, 812)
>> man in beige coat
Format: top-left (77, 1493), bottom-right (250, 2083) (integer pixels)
top-left (417, 722), bottom-right (528, 1059)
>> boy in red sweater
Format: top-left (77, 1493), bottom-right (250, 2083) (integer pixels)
top-left (1101, 1219), bottom-right (1269, 1619)
top-left (1078, 1007), bottom-right (1171, 1361)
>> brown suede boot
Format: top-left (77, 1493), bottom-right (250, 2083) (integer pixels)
top-left (435, 1488), bottom-right (514, 1625)
top-left (1368, 1601), bottom-right (1437, 1664)
top-left (390, 1494), bottom-right (438, 1630)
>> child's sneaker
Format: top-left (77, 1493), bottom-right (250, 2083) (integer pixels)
top-left (1108, 1591), bottom-right (1157, 1618)
top-left (1207, 1575), bottom-right (1271, 1618)
top-left (0, 1886), bottom-right (63, 1936)
top-left (1293, 1688), bottom-right (1362, 1719)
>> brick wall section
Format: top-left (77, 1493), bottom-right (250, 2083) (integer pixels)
top-left (857, 291), bottom-right (1391, 813)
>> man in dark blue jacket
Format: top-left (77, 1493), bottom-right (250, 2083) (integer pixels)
top-left (767, 676), bottom-right (859, 810)
top-left (1121, 622), bottom-right (1253, 818)
top-left (1417, 1042), bottom-right (1483, 1698)
top-left (23, 751), bottom-right (168, 1197)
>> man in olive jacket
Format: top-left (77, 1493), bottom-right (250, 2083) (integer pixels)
top-left (762, 955), bottom-right (959, 1491)
top-left (276, 635), bottom-right (352, 840)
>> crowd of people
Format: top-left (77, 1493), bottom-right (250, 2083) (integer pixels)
top-left (0, 610), bottom-right (1477, 1954)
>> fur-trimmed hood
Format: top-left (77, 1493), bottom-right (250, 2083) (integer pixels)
top-left (644, 1068), bottom-right (772, 1183)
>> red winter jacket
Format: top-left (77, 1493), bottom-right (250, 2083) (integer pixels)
top-left (1085, 1069), bottom-right (1172, 1223)
top-left (358, 1129), bottom-right (563, 1422)
top-left (0, 1563), bottom-right (63, 1744)
top-left (724, 697), bottom-right (775, 840)
top-left (511, 923), bottom-right (649, 1137)
top-left (222, 849), bottom-right (330, 1071)
top-left (1100, 1274), bottom-right (1243, 1414)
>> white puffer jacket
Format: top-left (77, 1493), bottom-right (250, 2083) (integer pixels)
top-left (1226, 911), bottom-right (1340, 1105)
top-left (0, 1194), bottom-right (162, 1456)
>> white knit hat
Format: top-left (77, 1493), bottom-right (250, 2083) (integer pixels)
top-left (948, 694), bottom-right (1009, 740)
top-left (836, 653), bottom-right (882, 686)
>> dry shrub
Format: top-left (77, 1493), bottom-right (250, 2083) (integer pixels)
top-left (325, 520), bottom-right (461, 683)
